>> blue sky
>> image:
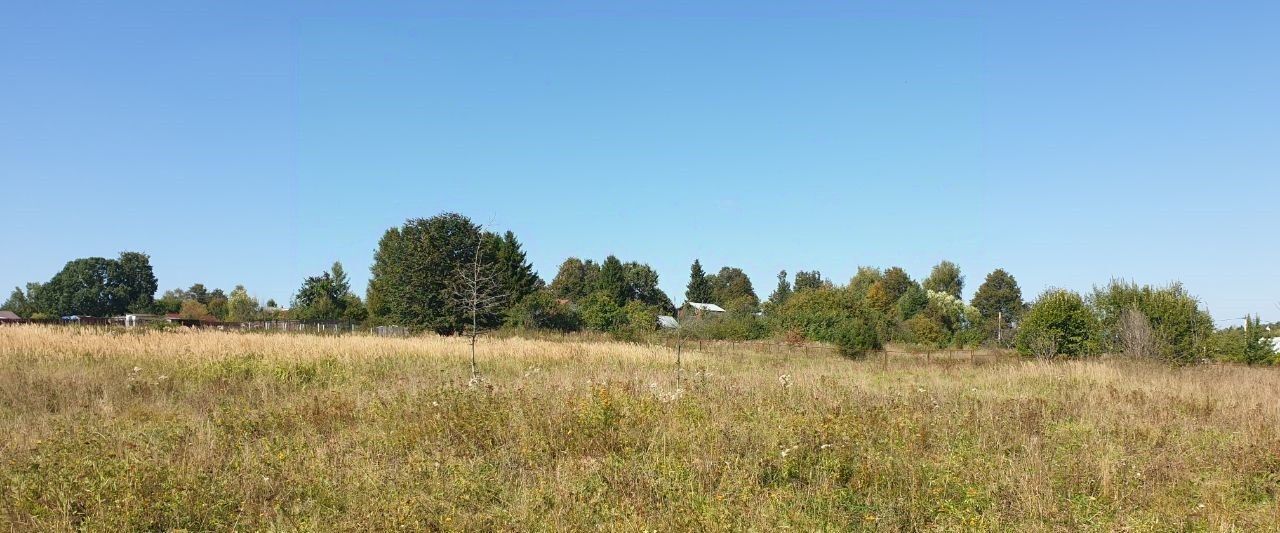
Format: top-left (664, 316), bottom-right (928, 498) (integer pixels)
top-left (2, 1), bottom-right (1276, 322)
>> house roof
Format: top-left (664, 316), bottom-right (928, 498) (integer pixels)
top-left (0, 310), bottom-right (20, 320)
top-left (685, 302), bottom-right (726, 313)
top-left (657, 315), bottom-right (679, 329)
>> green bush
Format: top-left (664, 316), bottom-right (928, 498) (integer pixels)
top-left (1091, 280), bottom-right (1212, 363)
top-left (831, 316), bottom-right (881, 358)
top-left (682, 312), bottom-right (769, 341)
top-left (1015, 290), bottom-right (1099, 358)
top-left (579, 292), bottom-right (626, 332)
top-left (903, 315), bottom-right (949, 348)
top-left (612, 300), bottom-right (659, 342)
top-left (769, 287), bottom-right (883, 355)
top-left (505, 291), bottom-right (581, 332)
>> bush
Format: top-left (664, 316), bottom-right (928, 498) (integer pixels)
top-left (831, 316), bottom-right (881, 358)
top-left (903, 315), bottom-right (949, 348)
top-left (579, 292), bottom-right (626, 332)
top-left (1016, 290), bottom-right (1099, 358)
top-left (770, 287), bottom-right (883, 355)
top-left (612, 300), bottom-right (659, 342)
top-left (1244, 316), bottom-right (1276, 365)
top-left (682, 312), bottom-right (769, 341)
top-left (1091, 280), bottom-right (1212, 363)
top-left (505, 291), bottom-right (581, 332)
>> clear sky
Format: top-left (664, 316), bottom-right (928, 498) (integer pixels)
top-left (2, 1), bottom-right (1277, 322)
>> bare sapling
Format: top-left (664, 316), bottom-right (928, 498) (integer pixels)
top-left (450, 233), bottom-right (508, 381)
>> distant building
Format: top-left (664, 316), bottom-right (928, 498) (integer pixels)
top-left (685, 302), bottom-right (725, 313)
top-left (0, 310), bottom-right (21, 322)
top-left (679, 301), bottom-right (726, 320)
top-left (657, 315), bottom-right (679, 329)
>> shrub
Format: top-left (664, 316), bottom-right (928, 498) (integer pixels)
top-left (1243, 315), bottom-right (1276, 365)
top-left (612, 300), bottom-right (660, 341)
top-left (770, 287), bottom-right (882, 355)
top-left (903, 315), bottom-right (949, 348)
top-left (579, 292), bottom-right (626, 332)
top-left (1091, 280), bottom-right (1212, 363)
top-left (831, 316), bottom-right (880, 358)
top-left (505, 291), bottom-right (581, 332)
top-left (1016, 290), bottom-right (1099, 358)
top-left (683, 312), bottom-right (769, 341)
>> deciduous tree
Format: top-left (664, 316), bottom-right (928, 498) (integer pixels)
top-left (923, 260), bottom-right (963, 299)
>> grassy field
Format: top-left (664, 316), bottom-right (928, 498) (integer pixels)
top-left (2, 326), bottom-right (1279, 531)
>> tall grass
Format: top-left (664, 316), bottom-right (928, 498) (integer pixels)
top-left (2, 325), bottom-right (1279, 530)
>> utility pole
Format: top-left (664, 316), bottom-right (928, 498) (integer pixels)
top-left (997, 311), bottom-right (1003, 344)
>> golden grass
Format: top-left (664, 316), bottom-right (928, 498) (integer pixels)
top-left (2, 325), bottom-right (1280, 531)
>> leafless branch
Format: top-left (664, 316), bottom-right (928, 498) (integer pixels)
top-left (448, 225), bottom-right (509, 380)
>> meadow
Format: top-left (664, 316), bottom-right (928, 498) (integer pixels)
top-left (2, 325), bottom-right (1279, 531)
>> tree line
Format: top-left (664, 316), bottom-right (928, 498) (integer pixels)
top-left (3, 212), bottom-right (1274, 364)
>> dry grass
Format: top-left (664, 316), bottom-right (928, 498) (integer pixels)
top-left (2, 325), bottom-right (1280, 531)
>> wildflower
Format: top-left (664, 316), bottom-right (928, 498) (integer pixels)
top-left (917, 387), bottom-right (926, 393)
top-left (820, 444), bottom-right (835, 450)
top-left (780, 444), bottom-right (799, 458)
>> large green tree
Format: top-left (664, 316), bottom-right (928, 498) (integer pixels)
top-left (549, 258), bottom-right (598, 302)
top-left (1016, 289), bottom-right (1099, 357)
top-left (110, 252), bottom-right (159, 312)
top-left (487, 230), bottom-right (543, 305)
top-left (2, 283), bottom-right (42, 318)
top-left (294, 261), bottom-right (366, 322)
top-left (766, 270), bottom-right (792, 308)
top-left (708, 266), bottom-right (758, 310)
top-left (922, 260), bottom-right (963, 299)
top-left (971, 269), bottom-right (1024, 325)
top-left (685, 259), bottom-right (713, 304)
top-left (622, 261), bottom-right (674, 312)
top-left (33, 252), bottom-right (158, 317)
top-left (848, 267), bottom-right (883, 300)
top-left (1090, 280), bottom-right (1212, 363)
top-left (793, 270), bottom-right (826, 292)
top-left (867, 267), bottom-right (912, 313)
top-left (368, 214), bottom-right (478, 331)
top-left (367, 213), bottom-right (530, 333)
top-left (226, 285), bottom-right (260, 322)
top-left (597, 255), bottom-right (629, 306)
